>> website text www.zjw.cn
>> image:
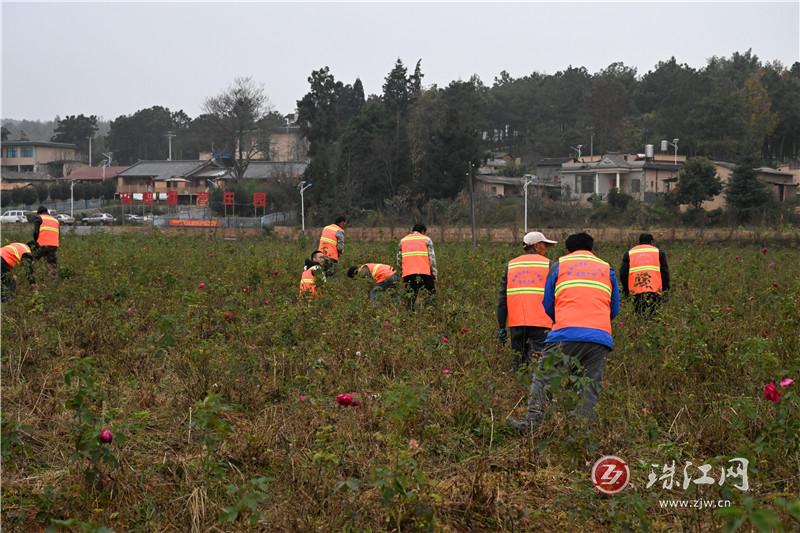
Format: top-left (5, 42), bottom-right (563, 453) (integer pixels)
top-left (658, 499), bottom-right (732, 509)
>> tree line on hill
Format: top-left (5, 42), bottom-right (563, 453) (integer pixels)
top-left (2, 49), bottom-right (798, 225)
top-left (298, 50), bottom-right (799, 221)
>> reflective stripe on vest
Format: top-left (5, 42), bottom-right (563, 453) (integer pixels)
top-left (37, 214), bottom-right (60, 247)
top-left (506, 253), bottom-right (552, 328)
top-left (299, 267), bottom-right (318, 296)
top-left (364, 263), bottom-right (395, 283)
top-left (400, 233), bottom-right (431, 276)
top-left (318, 224), bottom-right (342, 260)
top-left (628, 244), bottom-right (662, 295)
top-left (552, 251), bottom-right (612, 334)
top-left (1, 243), bottom-right (31, 269)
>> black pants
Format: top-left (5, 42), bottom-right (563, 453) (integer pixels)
top-left (33, 245), bottom-right (59, 277)
top-left (369, 274), bottom-right (401, 304)
top-left (323, 258), bottom-right (337, 277)
top-left (525, 341), bottom-right (610, 424)
top-left (633, 292), bottom-right (663, 317)
top-left (403, 274), bottom-right (436, 310)
top-left (510, 326), bottom-right (549, 371)
top-left (1, 260), bottom-right (16, 303)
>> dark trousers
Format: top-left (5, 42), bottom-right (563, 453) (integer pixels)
top-left (1, 260), bottom-right (15, 303)
top-left (510, 326), bottom-right (549, 371)
top-left (632, 292), bottom-right (663, 317)
top-left (322, 258), bottom-right (337, 277)
top-left (33, 245), bottom-right (59, 277)
top-left (403, 274), bottom-right (436, 310)
top-left (524, 341), bottom-right (610, 424)
top-left (369, 274), bottom-right (401, 303)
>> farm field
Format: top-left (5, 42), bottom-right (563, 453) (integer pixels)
top-left (1, 232), bottom-right (799, 532)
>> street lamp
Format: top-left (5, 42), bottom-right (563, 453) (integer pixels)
top-left (467, 163), bottom-right (476, 249)
top-left (660, 138), bottom-right (679, 165)
top-left (70, 179), bottom-right (75, 218)
top-left (522, 175), bottom-right (537, 234)
top-left (299, 181), bottom-right (312, 232)
top-left (166, 132), bottom-right (176, 161)
top-left (570, 144), bottom-right (583, 159)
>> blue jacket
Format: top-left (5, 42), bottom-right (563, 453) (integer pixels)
top-left (543, 259), bottom-right (621, 350)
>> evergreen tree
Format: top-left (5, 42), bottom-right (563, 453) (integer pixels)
top-left (725, 160), bottom-right (772, 222)
top-left (675, 157), bottom-right (723, 210)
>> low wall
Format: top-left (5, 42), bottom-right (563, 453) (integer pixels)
top-left (5, 224), bottom-right (797, 243)
top-left (273, 226), bottom-right (800, 244)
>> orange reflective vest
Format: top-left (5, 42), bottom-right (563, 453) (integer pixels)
top-left (37, 214), bottom-right (60, 247)
top-left (363, 263), bottom-right (395, 283)
top-left (400, 233), bottom-right (431, 276)
top-left (299, 266), bottom-right (320, 296)
top-left (506, 254), bottom-right (552, 328)
top-left (551, 251), bottom-right (612, 335)
top-left (318, 224), bottom-right (343, 261)
top-left (1, 243), bottom-right (32, 269)
top-left (628, 244), bottom-right (662, 295)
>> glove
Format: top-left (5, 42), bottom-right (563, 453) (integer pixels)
top-left (497, 328), bottom-right (508, 345)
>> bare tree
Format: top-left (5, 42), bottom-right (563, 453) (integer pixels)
top-left (204, 77), bottom-right (273, 178)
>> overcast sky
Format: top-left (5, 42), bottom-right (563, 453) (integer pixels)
top-left (2, 2), bottom-right (798, 121)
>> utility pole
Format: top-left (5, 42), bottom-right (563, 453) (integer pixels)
top-left (166, 132), bottom-right (176, 161)
top-left (299, 181), bottom-right (312, 233)
top-left (467, 163), bottom-right (476, 249)
top-left (522, 175), bottom-right (536, 234)
top-left (102, 152), bottom-right (113, 179)
top-left (87, 136), bottom-right (93, 166)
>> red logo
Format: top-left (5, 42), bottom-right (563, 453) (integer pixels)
top-left (591, 455), bottom-right (630, 494)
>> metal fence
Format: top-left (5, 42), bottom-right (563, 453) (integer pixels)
top-left (3, 198), bottom-right (106, 213)
top-left (152, 211), bottom-right (295, 228)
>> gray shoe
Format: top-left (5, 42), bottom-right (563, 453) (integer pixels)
top-left (508, 416), bottom-right (540, 435)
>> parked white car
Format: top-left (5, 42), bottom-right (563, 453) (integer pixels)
top-left (125, 214), bottom-right (153, 223)
top-left (55, 213), bottom-right (76, 225)
top-left (82, 213), bottom-right (116, 225)
top-left (0, 210), bottom-right (28, 223)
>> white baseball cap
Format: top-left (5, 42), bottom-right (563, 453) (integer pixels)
top-left (523, 231), bottom-right (557, 245)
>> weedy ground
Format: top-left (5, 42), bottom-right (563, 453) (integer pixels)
top-left (1, 232), bottom-right (798, 532)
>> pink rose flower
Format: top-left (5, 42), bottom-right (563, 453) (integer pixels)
top-left (764, 383), bottom-right (781, 403)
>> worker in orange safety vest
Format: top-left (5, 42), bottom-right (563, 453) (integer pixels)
top-left (397, 223), bottom-right (437, 310)
top-left (318, 216), bottom-right (347, 276)
top-left (347, 263), bottom-right (401, 304)
top-left (299, 250), bottom-right (326, 298)
top-left (32, 206), bottom-right (60, 277)
top-left (619, 233), bottom-right (670, 317)
top-left (509, 232), bottom-right (621, 435)
top-left (497, 231), bottom-right (557, 370)
top-left (1, 242), bottom-right (35, 302)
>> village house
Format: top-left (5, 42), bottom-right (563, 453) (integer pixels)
top-left (697, 162), bottom-right (798, 210)
top-left (198, 125), bottom-right (310, 163)
top-left (0, 170), bottom-right (58, 192)
top-left (64, 165), bottom-right (129, 182)
top-left (224, 161), bottom-right (308, 183)
top-left (268, 125), bottom-right (310, 162)
top-left (117, 160), bottom-right (231, 203)
top-left (1, 140), bottom-right (80, 174)
top-left (559, 152), bottom-right (684, 202)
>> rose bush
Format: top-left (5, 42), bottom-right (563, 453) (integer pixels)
top-left (0, 232), bottom-right (798, 531)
